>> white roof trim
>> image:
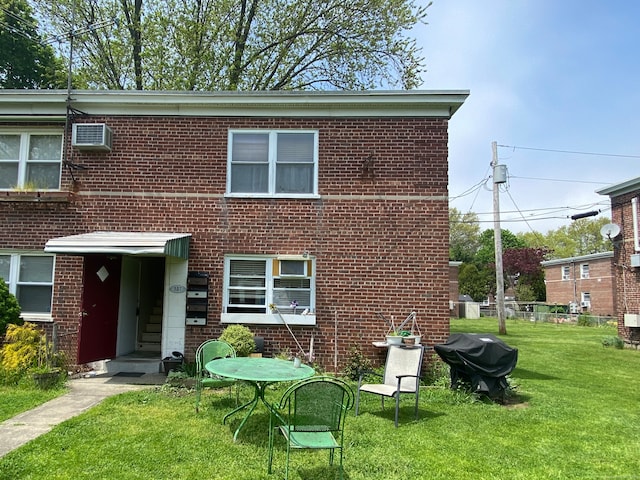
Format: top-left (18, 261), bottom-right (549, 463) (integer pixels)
top-left (44, 232), bottom-right (191, 259)
top-left (0, 89), bottom-right (469, 119)
top-left (540, 251), bottom-right (613, 267)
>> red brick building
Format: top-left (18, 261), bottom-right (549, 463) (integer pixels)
top-left (541, 252), bottom-right (615, 316)
top-left (597, 177), bottom-right (640, 348)
top-left (0, 90), bottom-right (468, 371)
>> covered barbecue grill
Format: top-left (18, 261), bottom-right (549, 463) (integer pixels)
top-left (434, 333), bottom-right (518, 399)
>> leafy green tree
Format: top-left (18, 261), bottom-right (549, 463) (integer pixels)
top-left (458, 263), bottom-right (491, 302)
top-left (0, 0), bottom-right (66, 88)
top-left (449, 208), bottom-right (481, 263)
top-left (0, 279), bottom-right (22, 337)
top-left (475, 228), bottom-right (526, 266)
top-left (33, 0), bottom-right (430, 91)
top-left (543, 217), bottom-right (612, 259)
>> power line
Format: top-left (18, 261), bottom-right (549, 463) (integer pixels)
top-left (509, 175), bottom-right (610, 185)
top-left (498, 144), bottom-right (640, 159)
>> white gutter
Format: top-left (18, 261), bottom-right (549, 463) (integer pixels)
top-left (633, 197), bottom-right (640, 252)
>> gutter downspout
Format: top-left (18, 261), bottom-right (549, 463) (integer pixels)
top-left (632, 197), bottom-right (639, 252)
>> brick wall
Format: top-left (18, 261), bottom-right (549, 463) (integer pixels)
top-left (609, 191), bottom-right (640, 344)
top-left (0, 115), bottom-right (452, 369)
top-left (543, 256), bottom-right (615, 315)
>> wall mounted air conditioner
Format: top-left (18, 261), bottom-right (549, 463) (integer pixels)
top-left (580, 301), bottom-right (590, 308)
top-left (630, 254), bottom-right (640, 268)
top-left (72, 123), bottom-right (113, 151)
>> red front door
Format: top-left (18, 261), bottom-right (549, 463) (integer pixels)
top-left (77, 255), bottom-right (122, 364)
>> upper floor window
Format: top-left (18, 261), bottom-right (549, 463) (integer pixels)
top-left (222, 256), bottom-right (315, 325)
top-left (227, 130), bottom-right (318, 197)
top-left (580, 264), bottom-right (589, 279)
top-left (561, 266), bottom-right (570, 280)
top-left (0, 253), bottom-right (55, 317)
top-left (0, 131), bottom-right (63, 190)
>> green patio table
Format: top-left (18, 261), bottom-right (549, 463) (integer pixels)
top-left (205, 356), bottom-right (315, 441)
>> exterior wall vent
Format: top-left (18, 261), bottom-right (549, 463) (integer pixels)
top-left (72, 123), bottom-right (113, 151)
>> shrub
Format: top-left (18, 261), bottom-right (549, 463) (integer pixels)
top-left (219, 325), bottom-right (255, 357)
top-left (342, 344), bottom-right (372, 380)
top-left (601, 336), bottom-right (624, 349)
top-left (577, 314), bottom-right (595, 327)
top-left (0, 322), bottom-right (41, 384)
top-left (0, 279), bottom-right (22, 337)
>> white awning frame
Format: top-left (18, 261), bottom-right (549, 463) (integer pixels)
top-left (44, 232), bottom-right (191, 259)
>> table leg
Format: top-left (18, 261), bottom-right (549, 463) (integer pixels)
top-left (222, 381), bottom-right (261, 441)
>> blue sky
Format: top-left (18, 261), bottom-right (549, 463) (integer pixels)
top-left (414, 0), bottom-right (640, 233)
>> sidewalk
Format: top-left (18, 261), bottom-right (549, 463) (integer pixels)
top-left (0, 373), bottom-right (166, 458)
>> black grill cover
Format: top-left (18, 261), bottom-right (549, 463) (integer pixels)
top-left (434, 333), bottom-right (518, 398)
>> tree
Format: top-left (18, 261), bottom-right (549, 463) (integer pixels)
top-left (542, 217), bottom-right (612, 259)
top-left (32, 0), bottom-right (430, 91)
top-left (458, 263), bottom-right (491, 302)
top-left (449, 208), bottom-right (481, 263)
top-left (502, 247), bottom-right (548, 301)
top-left (475, 228), bottom-right (526, 266)
top-left (0, 0), bottom-right (66, 88)
top-left (0, 279), bottom-right (22, 337)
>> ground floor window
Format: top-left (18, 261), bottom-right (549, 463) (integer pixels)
top-left (0, 252), bottom-right (54, 318)
top-left (222, 255), bottom-right (315, 325)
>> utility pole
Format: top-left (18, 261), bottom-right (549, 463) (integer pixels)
top-left (492, 141), bottom-right (507, 335)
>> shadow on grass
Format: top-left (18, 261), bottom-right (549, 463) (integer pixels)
top-left (356, 406), bottom-right (444, 425)
top-left (512, 368), bottom-right (559, 381)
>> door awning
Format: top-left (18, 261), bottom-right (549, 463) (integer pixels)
top-left (44, 232), bottom-right (191, 259)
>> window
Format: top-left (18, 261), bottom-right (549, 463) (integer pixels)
top-left (580, 264), bottom-right (589, 279)
top-left (223, 256), bottom-right (315, 325)
top-left (228, 130), bottom-right (318, 197)
top-left (581, 292), bottom-right (591, 308)
top-left (561, 266), bottom-right (570, 280)
top-left (0, 253), bottom-right (55, 317)
top-left (0, 131), bottom-right (63, 190)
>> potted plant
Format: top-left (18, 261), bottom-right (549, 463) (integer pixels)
top-left (386, 330), bottom-right (403, 345)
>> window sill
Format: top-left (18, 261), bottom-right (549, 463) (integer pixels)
top-left (20, 313), bottom-right (54, 323)
top-left (0, 191), bottom-right (73, 203)
top-left (221, 313), bottom-right (316, 326)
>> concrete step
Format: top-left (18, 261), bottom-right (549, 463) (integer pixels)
top-left (106, 356), bottom-right (162, 374)
top-left (141, 332), bottom-right (161, 343)
top-left (146, 323), bottom-right (161, 333)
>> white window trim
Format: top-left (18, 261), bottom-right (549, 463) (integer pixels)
top-left (580, 264), bottom-right (590, 279)
top-left (221, 254), bottom-right (316, 326)
top-left (0, 128), bottom-right (64, 191)
top-left (561, 266), bottom-right (571, 280)
top-left (225, 129), bottom-right (320, 199)
top-left (0, 250), bottom-right (55, 321)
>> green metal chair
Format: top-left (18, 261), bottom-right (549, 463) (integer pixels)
top-left (268, 376), bottom-right (354, 480)
top-left (195, 340), bottom-right (237, 413)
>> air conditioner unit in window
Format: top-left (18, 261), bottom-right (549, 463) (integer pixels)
top-left (72, 123), bottom-right (113, 151)
top-left (580, 301), bottom-right (590, 307)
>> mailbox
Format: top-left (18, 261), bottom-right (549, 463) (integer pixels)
top-left (186, 272), bottom-right (208, 326)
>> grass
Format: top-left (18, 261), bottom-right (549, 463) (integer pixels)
top-left (0, 384), bottom-right (67, 422)
top-left (1, 318), bottom-right (639, 479)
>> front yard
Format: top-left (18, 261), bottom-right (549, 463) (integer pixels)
top-left (1, 318), bottom-right (639, 479)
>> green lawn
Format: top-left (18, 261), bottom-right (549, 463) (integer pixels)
top-left (0, 384), bottom-right (67, 422)
top-left (1, 318), bottom-right (639, 479)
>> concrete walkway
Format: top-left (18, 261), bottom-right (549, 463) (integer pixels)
top-left (0, 373), bottom-right (166, 458)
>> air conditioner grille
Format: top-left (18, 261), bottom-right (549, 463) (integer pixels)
top-left (72, 123), bottom-right (113, 151)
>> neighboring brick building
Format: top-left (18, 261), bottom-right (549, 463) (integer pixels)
top-left (597, 177), bottom-right (640, 348)
top-left (541, 252), bottom-right (615, 316)
top-left (0, 89), bottom-right (468, 371)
